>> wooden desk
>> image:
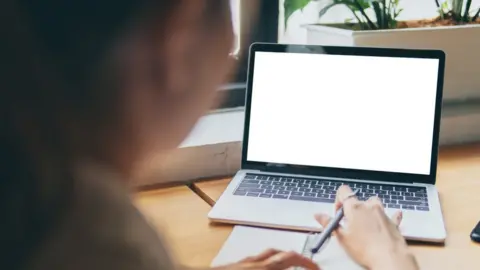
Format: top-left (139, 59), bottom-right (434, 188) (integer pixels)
top-left (193, 144), bottom-right (480, 269)
top-left (134, 186), bottom-right (232, 267)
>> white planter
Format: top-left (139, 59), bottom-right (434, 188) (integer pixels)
top-left (304, 24), bottom-right (480, 101)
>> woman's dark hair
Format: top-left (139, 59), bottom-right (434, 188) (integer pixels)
top-left (0, 0), bottom-right (227, 268)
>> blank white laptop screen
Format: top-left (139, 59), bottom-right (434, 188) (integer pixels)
top-left (246, 51), bottom-right (439, 175)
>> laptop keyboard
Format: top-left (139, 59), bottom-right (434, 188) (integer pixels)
top-left (233, 174), bottom-right (429, 211)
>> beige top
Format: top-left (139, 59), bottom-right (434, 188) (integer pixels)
top-left (27, 162), bottom-right (178, 270)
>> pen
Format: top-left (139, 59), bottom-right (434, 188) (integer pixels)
top-left (311, 189), bottom-right (360, 254)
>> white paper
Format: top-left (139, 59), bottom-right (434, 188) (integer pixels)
top-left (212, 226), bottom-right (307, 266)
top-left (212, 226), bottom-right (364, 270)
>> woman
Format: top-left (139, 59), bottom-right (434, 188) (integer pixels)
top-left (0, 0), bottom-right (419, 269)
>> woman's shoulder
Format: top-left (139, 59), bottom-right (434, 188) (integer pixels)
top-left (27, 162), bottom-right (177, 270)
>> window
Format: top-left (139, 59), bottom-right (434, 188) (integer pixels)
top-left (230, 0), bottom-right (241, 58)
top-left (281, 0), bottom-right (480, 145)
top-left (216, 0), bottom-right (279, 109)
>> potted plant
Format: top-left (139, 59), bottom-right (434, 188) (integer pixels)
top-left (284, 0), bottom-right (480, 101)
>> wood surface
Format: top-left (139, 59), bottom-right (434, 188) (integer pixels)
top-left (135, 186), bottom-right (232, 268)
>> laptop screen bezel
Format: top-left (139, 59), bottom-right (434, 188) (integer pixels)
top-left (241, 43), bottom-right (445, 185)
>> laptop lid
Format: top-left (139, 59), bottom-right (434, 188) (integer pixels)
top-left (241, 43), bottom-right (445, 185)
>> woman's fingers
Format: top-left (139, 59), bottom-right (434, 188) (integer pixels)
top-left (314, 213), bottom-right (346, 238)
top-left (366, 196), bottom-right (403, 227)
top-left (240, 249), bottom-right (281, 262)
top-left (314, 213), bottom-right (331, 228)
top-left (391, 210), bottom-right (403, 228)
top-left (263, 251), bottom-right (320, 270)
top-left (334, 185), bottom-right (354, 208)
top-left (366, 196), bottom-right (384, 210)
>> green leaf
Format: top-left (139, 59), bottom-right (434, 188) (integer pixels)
top-left (452, 0), bottom-right (463, 19)
top-left (340, 0), bottom-right (371, 11)
top-left (441, 1), bottom-right (449, 10)
top-left (394, 8), bottom-right (404, 18)
top-left (464, 0), bottom-right (473, 21)
top-left (284, 0), bottom-right (312, 28)
top-left (372, 2), bottom-right (383, 28)
top-left (319, 2), bottom-right (341, 20)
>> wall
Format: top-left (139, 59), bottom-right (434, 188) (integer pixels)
top-left (279, 0), bottom-right (480, 43)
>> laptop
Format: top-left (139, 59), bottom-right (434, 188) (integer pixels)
top-left (209, 43), bottom-right (447, 243)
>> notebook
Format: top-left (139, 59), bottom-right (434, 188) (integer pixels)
top-left (212, 226), bottom-right (363, 270)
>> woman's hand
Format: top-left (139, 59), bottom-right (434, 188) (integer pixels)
top-left (217, 248), bottom-right (319, 270)
top-left (315, 185), bottom-right (419, 270)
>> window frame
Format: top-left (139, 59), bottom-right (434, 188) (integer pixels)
top-left (216, 0), bottom-right (279, 110)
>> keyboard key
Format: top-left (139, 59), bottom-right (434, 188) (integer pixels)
top-left (259, 194), bottom-right (272, 198)
top-left (244, 188), bottom-right (263, 193)
top-left (381, 185), bottom-right (395, 191)
top-left (404, 196), bottom-right (425, 202)
top-left (398, 200), bottom-right (422, 206)
top-left (331, 182), bottom-right (342, 187)
top-left (234, 191), bottom-right (247, 196)
top-left (365, 193), bottom-right (376, 198)
top-left (312, 189), bottom-right (323, 193)
top-left (401, 205), bottom-right (415, 210)
top-left (408, 187), bottom-right (426, 193)
top-left (365, 189), bottom-right (375, 194)
top-left (247, 193), bottom-right (260, 197)
top-left (273, 195), bottom-right (289, 199)
top-left (304, 192), bottom-right (317, 197)
top-left (272, 182), bottom-right (282, 186)
top-left (329, 194), bottom-right (336, 199)
top-left (317, 194), bottom-right (330, 199)
top-left (391, 195), bottom-right (403, 200)
top-left (368, 184), bottom-right (381, 189)
top-left (243, 180), bottom-right (259, 184)
top-left (268, 177), bottom-right (278, 181)
top-left (298, 183), bottom-right (310, 188)
top-left (260, 185), bottom-right (273, 189)
top-left (244, 175), bottom-right (256, 179)
top-left (377, 194), bottom-right (389, 199)
top-left (292, 179), bottom-right (303, 183)
top-left (415, 193), bottom-right (427, 198)
top-left (239, 184), bottom-right (261, 188)
top-left (289, 196), bottom-right (334, 203)
top-left (277, 191), bottom-right (290, 195)
top-left (291, 191), bottom-right (304, 196)
top-left (388, 204), bottom-right (401, 209)
top-left (257, 176), bottom-right (268, 180)
top-left (356, 183), bottom-right (369, 188)
top-left (260, 181), bottom-right (272, 185)
top-left (312, 185), bottom-right (323, 189)
top-left (377, 190), bottom-right (388, 195)
top-left (324, 186), bottom-right (336, 190)
top-left (307, 180), bottom-right (319, 185)
top-left (286, 187), bottom-right (298, 192)
top-left (403, 192), bottom-right (414, 197)
top-left (299, 188), bottom-right (312, 192)
top-left (273, 186), bottom-right (286, 190)
top-left (390, 191), bottom-right (401, 196)
top-left (264, 190), bottom-right (276, 194)
top-left (284, 178), bottom-right (294, 182)
top-left (325, 190), bottom-right (336, 195)
top-left (416, 206), bottom-right (430, 211)
top-left (394, 187), bottom-right (407, 192)
top-left (285, 183), bottom-right (297, 187)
